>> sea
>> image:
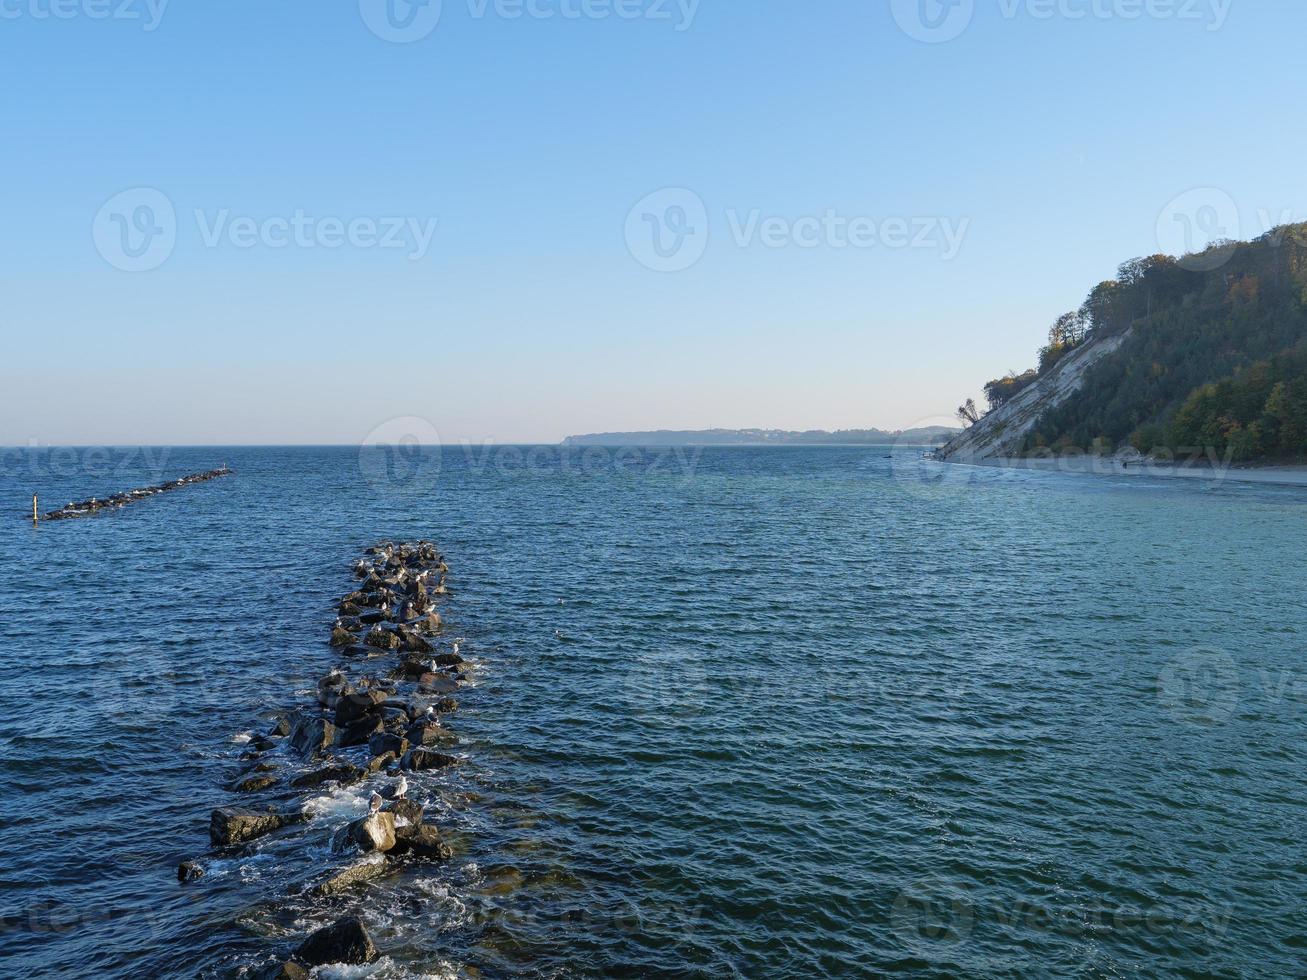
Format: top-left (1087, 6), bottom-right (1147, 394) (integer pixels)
top-left (2, 445), bottom-right (1305, 978)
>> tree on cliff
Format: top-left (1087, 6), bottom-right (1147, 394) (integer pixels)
top-left (956, 398), bottom-right (983, 426)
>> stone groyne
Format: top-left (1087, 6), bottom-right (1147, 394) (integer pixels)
top-left (32, 466), bottom-right (232, 521)
top-left (181, 541), bottom-right (470, 977)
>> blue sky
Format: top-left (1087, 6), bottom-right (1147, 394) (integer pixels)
top-left (3, 0), bottom-right (1305, 444)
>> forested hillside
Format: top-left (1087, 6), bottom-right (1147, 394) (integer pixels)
top-left (979, 224), bottom-right (1307, 462)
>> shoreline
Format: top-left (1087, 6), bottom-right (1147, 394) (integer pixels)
top-left (941, 455), bottom-right (1307, 488)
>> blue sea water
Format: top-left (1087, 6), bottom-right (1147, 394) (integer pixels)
top-left (2, 445), bottom-right (1306, 978)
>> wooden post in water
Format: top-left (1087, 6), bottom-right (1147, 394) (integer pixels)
top-left (32, 493), bottom-right (38, 527)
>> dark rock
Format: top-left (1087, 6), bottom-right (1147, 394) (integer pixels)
top-left (406, 721), bottom-right (457, 747)
top-left (365, 627), bottom-right (400, 650)
top-left (268, 715), bottom-right (292, 738)
top-left (434, 652), bottom-right (463, 667)
top-left (232, 774), bottom-right (279, 793)
top-left (308, 858), bottom-right (389, 897)
top-left (391, 824), bottom-right (452, 859)
top-left (418, 673), bottom-right (459, 695)
top-left (368, 732), bottom-right (409, 758)
top-left (392, 659), bottom-right (430, 680)
top-left (402, 748), bottom-right (458, 772)
top-left (177, 860), bottom-right (204, 882)
top-left (330, 626), bottom-right (356, 647)
top-left (250, 735), bottom-right (278, 752)
top-left (415, 611), bottom-right (442, 634)
top-left (397, 629), bottom-right (432, 653)
top-left (388, 798), bottom-right (424, 825)
top-left (292, 916), bottom-right (378, 968)
top-left (334, 690), bottom-right (386, 728)
top-left (338, 715), bottom-right (385, 748)
top-left (339, 601), bottom-right (363, 617)
top-left (209, 807), bottom-right (296, 847)
top-left (290, 762), bottom-right (364, 789)
top-left (289, 714), bottom-right (336, 757)
top-left (367, 751), bottom-right (397, 773)
top-left (359, 610), bottom-right (385, 625)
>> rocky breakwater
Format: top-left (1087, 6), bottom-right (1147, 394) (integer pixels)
top-left (34, 465), bottom-right (232, 521)
top-left (181, 541), bottom-right (474, 977)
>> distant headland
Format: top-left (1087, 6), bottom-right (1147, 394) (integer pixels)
top-left (562, 427), bottom-right (959, 447)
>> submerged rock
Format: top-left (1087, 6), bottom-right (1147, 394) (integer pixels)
top-left (308, 857), bottom-right (389, 897)
top-left (292, 915), bottom-right (378, 968)
top-left (256, 960), bottom-right (309, 980)
top-left (232, 773), bottom-right (279, 793)
top-left (177, 860), bottom-right (204, 883)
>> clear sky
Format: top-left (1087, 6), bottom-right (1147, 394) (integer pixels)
top-left (3, 0), bottom-right (1306, 445)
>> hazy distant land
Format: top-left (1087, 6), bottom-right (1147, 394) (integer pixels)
top-left (562, 427), bottom-right (959, 447)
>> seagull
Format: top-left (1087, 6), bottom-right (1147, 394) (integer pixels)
top-left (369, 792), bottom-right (383, 815)
top-left (452, 642), bottom-right (460, 656)
top-left (392, 774), bottom-right (408, 799)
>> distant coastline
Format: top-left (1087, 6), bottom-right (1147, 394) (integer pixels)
top-left (562, 427), bottom-right (959, 447)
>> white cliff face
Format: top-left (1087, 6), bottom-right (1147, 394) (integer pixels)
top-left (935, 330), bottom-right (1131, 461)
